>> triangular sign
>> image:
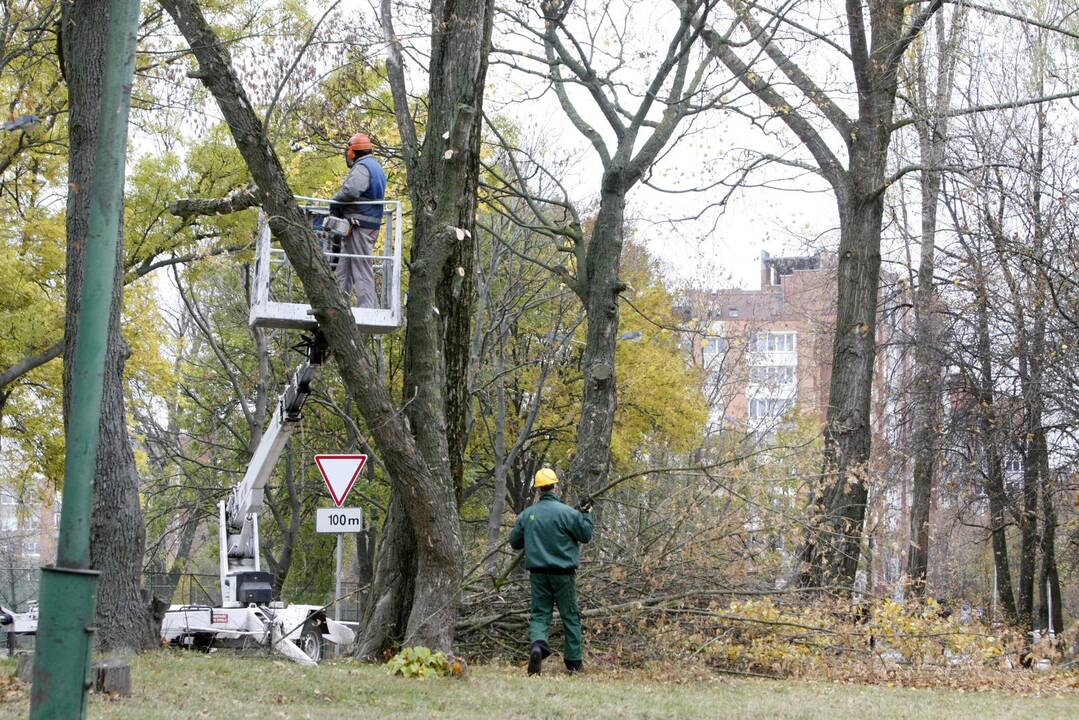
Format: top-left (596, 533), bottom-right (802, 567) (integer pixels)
top-left (315, 454), bottom-right (368, 507)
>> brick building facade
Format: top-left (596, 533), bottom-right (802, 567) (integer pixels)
top-left (689, 251), bottom-right (907, 445)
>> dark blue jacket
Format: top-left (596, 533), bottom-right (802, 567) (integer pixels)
top-left (331, 155), bottom-right (386, 229)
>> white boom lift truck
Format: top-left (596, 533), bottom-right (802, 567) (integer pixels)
top-left (1, 603), bottom-right (38, 651)
top-left (159, 199), bottom-right (402, 665)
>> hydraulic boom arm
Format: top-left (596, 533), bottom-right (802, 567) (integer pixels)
top-left (220, 332), bottom-right (327, 604)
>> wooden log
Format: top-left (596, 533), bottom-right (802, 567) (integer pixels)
top-left (91, 658), bottom-right (132, 696)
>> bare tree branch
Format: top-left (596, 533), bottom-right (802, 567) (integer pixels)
top-left (695, 13), bottom-right (844, 188)
top-left (893, 89), bottom-right (1079, 130)
top-left (0, 340), bottom-right (63, 389)
top-left (729, 0), bottom-right (854, 140)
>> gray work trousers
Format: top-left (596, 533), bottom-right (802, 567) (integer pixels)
top-left (335, 225), bottom-right (378, 308)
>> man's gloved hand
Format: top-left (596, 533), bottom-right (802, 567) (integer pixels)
top-left (576, 495), bottom-right (593, 513)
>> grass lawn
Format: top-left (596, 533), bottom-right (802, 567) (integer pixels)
top-left (2, 651), bottom-right (1078, 719)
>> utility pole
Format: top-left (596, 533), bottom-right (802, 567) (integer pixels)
top-left (30, 0), bottom-right (141, 716)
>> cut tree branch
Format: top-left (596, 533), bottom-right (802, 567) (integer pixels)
top-left (170, 184), bottom-right (260, 218)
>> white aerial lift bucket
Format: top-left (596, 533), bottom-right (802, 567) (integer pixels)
top-left (249, 197), bottom-right (403, 333)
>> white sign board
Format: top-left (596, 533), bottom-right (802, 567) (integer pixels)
top-left (317, 507), bottom-right (364, 533)
top-left (315, 454), bottom-right (367, 507)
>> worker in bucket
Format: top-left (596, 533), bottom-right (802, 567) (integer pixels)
top-left (508, 468), bottom-right (593, 676)
top-left (328, 132), bottom-right (386, 308)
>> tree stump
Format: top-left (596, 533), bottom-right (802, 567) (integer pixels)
top-left (92, 658), bottom-right (132, 696)
top-left (16, 653), bottom-right (33, 683)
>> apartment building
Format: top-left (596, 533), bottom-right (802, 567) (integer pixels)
top-left (0, 482), bottom-right (58, 609)
top-left (688, 251), bottom-right (906, 439)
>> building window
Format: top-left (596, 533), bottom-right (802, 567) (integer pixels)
top-left (748, 397), bottom-right (794, 420)
top-left (749, 365), bottom-right (795, 385)
top-left (703, 337), bottom-right (727, 356)
top-left (1004, 455), bottom-right (1022, 473)
top-left (0, 489), bottom-right (15, 506)
top-left (728, 307), bottom-right (739, 318)
top-left (749, 331), bottom-right (796, 353)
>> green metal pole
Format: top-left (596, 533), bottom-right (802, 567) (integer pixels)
top-left (29, 0), bottom-right (141, 717)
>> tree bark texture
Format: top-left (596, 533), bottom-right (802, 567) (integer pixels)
top-left (161, 0), bottom-right (466, 650)
top-left (355, 491), bottom-right (415, 658)
top-left (800, 186), bottom-right (886, 589)
top-left (378, 0), bottom-right (494, 646)
top-left (1013, 279), bottom-right (1045, 632)
top-left (567, 185), bottom-right (626, 495)
top-left (1016, 428), bottom-right (1040, 629)
top-left (61, 0), bottom-right (156, 652)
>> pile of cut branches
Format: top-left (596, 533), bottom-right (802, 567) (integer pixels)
top-left (455, 561), bottom-right (1079, 692)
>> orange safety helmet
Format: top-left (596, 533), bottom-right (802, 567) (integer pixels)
top-left (345, 133), bottom-right (374, 164)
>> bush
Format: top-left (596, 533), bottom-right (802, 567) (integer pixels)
top-left (386, 646), bottom-right (465, 678)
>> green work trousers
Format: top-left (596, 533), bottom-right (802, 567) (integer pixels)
top-left (529, 571), bottom-right (582, 661)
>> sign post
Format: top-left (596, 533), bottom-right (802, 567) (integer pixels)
top-left (314, 455), bottom-right (367, 651)
top-left (335, 533), bottom-right (343, 626)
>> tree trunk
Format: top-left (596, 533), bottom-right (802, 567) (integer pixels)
top-left (264, 441), bottom-right (302, 597)
top-left (61, 0), bottom-right (155, 652)
top-left (157, 510), bottom-right (201, 606)
top-left (972, 256), bottom-right (1017, 623)
top-left (441, 208), bottom-right (475, 507)
top-left (355, 491), bottom-right (415, 658)
top-left (485, 332), bottom-right (509, 578)
top-left (800, 182), bottom-right (885, 590)
top-left (161, 0), bottom-right (466, 651)
top-left (354, 524), bottom-right (375, 606)
top-left (905, 193), bottom-right (941, 593)
top-left (568, 183), bottom-right (626, 495)
top-left (695, 0), bottom-right (946, 594)
top-left (905, 12), bottom-right (956, 590)
top-left (377, 0), bottom-right (494, 648)
top-left (1035, 435), bottom-right (1063, 634)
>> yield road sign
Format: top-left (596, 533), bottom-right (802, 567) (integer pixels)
top-left (316, 507), bottom-right (364, 533)
top-left (314, 454), bottom-right (367, 507)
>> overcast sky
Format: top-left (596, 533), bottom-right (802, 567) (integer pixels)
top-left (477, 0), bottom-right (846, 292)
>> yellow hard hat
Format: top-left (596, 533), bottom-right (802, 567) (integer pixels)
top-left (534, 468), bottom-right (559, 488)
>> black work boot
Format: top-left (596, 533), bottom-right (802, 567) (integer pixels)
top-left (527, 640), bottom-right (552, 676)
top-left (564, 658), bottom-right (583, 674)
top-left (527, 641), bottom-right (546, 676)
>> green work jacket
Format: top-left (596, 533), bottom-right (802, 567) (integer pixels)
top-left (508, 492), bottom-right (593, 571)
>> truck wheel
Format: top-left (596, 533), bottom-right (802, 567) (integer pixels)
top-left (191, 633), bottom-right (214, 652)
top-left (298, 621), bottom-right (325, 663)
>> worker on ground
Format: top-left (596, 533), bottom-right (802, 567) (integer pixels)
top-left (508, 468), bottom-right (593, 676)
top-left (328, 132), bottom-right (386, 308)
